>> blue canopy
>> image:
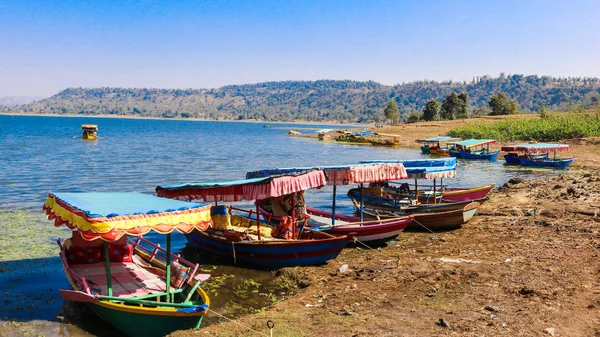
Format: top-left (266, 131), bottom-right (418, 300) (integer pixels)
top-left (450, 139), bottom-right (496, 148)
top-left (346, 131), bottom-right (375, 136)
top-left (417, 136), bottom-right (461, 143)
top-left (360, 158), bottom-right (456, 167)
top-left (49, 192), bottom-right (208, 218)
top-left (501, 143), bottom-right (570, 153)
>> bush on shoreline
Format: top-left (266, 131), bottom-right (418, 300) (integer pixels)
top-left (447, 112), bottom-right (600, 141)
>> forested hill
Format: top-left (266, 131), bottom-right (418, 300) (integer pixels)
top-left (3, 75), bottom-right (600, 122)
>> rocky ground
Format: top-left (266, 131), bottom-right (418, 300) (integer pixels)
top-left (175, 172), bottom-right (600, 337)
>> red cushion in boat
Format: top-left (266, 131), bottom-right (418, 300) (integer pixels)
top-left (108, 244), bottom-right (133, 263)
top-left (68, 246), bottom-right (103, 264)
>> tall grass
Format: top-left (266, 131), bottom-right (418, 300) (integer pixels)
top-left (447, 113), bottom-right (600, 141)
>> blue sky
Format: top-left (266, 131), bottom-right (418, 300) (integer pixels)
top-left (0, 0), bottom-right (599, 96)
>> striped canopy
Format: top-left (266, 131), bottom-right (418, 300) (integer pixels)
top-left (359, 160), bottom-right (456, 179)
top-left (417, 136), bottom-right (461, 143)
top-left (157, 169), bottom-right (327, 202)
top-left (245, 163), bottom-right (408, 186)
top-left (501, 143), bottom-right (570, 153)
top-left (450, 139), bottom-right (496, 148)
top-left (43, 192), bottom-right (212, 241)
top-left (360, 158), bottom-right (456, 167)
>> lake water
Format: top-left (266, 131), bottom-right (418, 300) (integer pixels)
top-left (0, 115), bottom-right (565, 334)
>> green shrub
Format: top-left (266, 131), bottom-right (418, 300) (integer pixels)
top-left (447, 113), bottom-right (600, 141)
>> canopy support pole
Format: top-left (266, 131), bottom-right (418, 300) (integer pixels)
top-left (165, 233), bottom-right (172, 303)
top-left (331, 185), bottom-right (337, 226)
top-left (433, 179), bottom-right (437, 204)
top-left (360, 183), bottom-right (364, 222)
top-left (103, 242), bottom-right (112, 297)
top-left (291, 193), bottom-right (296, 240)
top-left (414, 179), bottom-right (418, 205)
top-left (256, 204), bottom-right (262, 240)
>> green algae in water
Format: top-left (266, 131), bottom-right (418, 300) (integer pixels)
top-left (0, 210), bottom-right (68, 262)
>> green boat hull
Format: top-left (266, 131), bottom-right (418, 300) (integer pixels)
top-left (90, 302), bottom-right (204, 337)
top-left (420, 145), bottom-right (431, 154)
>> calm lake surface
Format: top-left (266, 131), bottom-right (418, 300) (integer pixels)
top-left (0, 115), bottom-right (565, 334)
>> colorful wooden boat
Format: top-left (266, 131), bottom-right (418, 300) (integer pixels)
top-left (417, 136), bottom-right (461, 156)
top-left (82, 124), bottom-right (98, 140)
top-left (448, 139), bottom-right (498, 160)
top-left (347, 187), bottom-right (488, 214)
top-left (369, 137), bottom-right (400, 146)
top-left (256, 199), bottom-right (413, 246)
top-left (363, 202), bottom-right (480, 231)
top-left (501, 143), bottom-right (574, 168)
top-left (44, 192), bottom-right (213, 337)
top-left (156, 170), bottom-right (352, 269)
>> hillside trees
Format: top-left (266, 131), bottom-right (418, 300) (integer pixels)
top-left (2, 75), bottom-right (599, 122)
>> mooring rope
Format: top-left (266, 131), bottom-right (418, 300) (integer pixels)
top-left (208, 309), bottom-right (269, 337)
top-left (410, 218), bottom-right (436, 234)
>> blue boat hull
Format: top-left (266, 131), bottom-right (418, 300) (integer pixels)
top-left (185, 229), bottom-right (350, 269)
top-left (504, 153), bottom-right (549, 165)
top-left (517, 157), bottom-right (575, 169)
top-left (459, 149), bottom-right (500, 160)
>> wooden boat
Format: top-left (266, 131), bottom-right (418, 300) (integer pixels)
top-left (501, 143), bottom-right (574, 168)
top-left (256, 200), bottom-right (413, 246)
top-left (417, 136), bottom-right (461, 156)
top-left (186, 218), bottom-right (351, 268)
top-left (318, 133), bottom-right (332, 140)
top-left (348, 187), bottom-right (488, 214)
top-left (82, 124), bottom-right (98, 140)
top-left (503, 152), bottom-right (548, 165)
top-left (335, 133), bottom-right (371, 144)
top-left (363, 202), bottom-right (480, 231)
top-left (44, 192), bottom-right (213, 337)
top-left (156, 170), bottom-right (352, 269)
top-left (369, 137), bottom-right (400, 146)
top-left (448, 139), bottom-right (498, 160)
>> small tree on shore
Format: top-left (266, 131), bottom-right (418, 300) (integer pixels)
top-left (488, 92), bottom-right (520, 115)
top-left (422, 99), bottom-right (440, 121)
top-left (456, 92), bottom-right (469, 119)
top-left (441, 92), bottom-right (461, 120)
top-left (406, 112), bottom-right (422, 123)
top-left (384, 100), bottom-right (399, 125)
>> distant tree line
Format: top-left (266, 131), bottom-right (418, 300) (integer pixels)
top-left (3, 74), bottom-right (600, 123)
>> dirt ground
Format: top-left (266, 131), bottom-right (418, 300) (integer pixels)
top-left (175, 172), bottom-right (600, 337)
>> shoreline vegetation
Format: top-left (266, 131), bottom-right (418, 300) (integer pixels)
top-left (290, 108), bottom-right (600, 169)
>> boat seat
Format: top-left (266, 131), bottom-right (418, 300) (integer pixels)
top-left (70, 262), bottom-right (166, 298)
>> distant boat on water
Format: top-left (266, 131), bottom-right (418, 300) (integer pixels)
top-left (81, 124), bottom-right (98, 140)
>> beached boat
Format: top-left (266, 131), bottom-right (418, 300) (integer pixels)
top-left (501, 143), bottom-right (575, 168)
top-left (257, 200), bottom-right (413, 246)
top-left (246, 163), bottom-right (414, 245)
top-left (418, 136), bottom-right (461, 156)
top-left (156, 170), bottom-right (352, 269)
top-left (369, 137), bottom-right (400, 146)
top-left (348, 186), bottom-right (488, 212)
top-left (82, 124), bottom-right (98, 140)
top-left (362, 202), bottom-right (480, 231)
top-left (44, 192), bottom-right (213, 337)
top-left (448, 139), bottom-right (499, 160)
top-left (335, 131), bottom-right (374, 144)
